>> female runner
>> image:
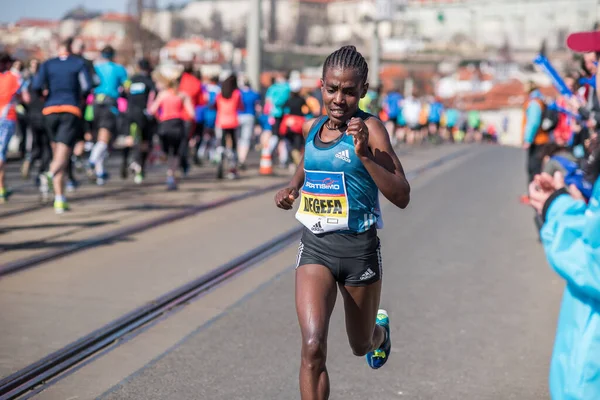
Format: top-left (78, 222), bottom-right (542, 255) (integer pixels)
top-left (275, 45), bottom-right (411, 399)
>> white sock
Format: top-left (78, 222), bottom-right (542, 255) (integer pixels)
top-left (267, 135), bottom-right (279, 155)
top-left (89, 142), bottom-right (107, 165)
top-left (91, 142), bottom-right (108, 176)
top-left (278, 139), bottom-right (289, 165)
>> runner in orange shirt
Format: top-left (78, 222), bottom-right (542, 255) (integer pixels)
top-left (178, 63), bottom-right (204, 175)
top-left (0, 52), bottom-right (23, 202)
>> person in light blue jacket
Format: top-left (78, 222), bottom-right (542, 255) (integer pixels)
top-left (529, 139), bottom-right (600, 400)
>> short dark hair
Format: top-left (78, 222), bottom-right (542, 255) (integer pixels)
top-left (138, 58), bottom-right (152, 72)
top-left (0, 52), bottom-right (14, 64)
top-left (101, 45), bottom-right (115, 59)
top-left (322, 45), bottom-right (369, 86)
top-left (63, 37), bottom-right (75, 53)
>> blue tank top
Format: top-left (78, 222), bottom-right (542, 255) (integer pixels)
top-left (296, 111), bottom-right (382, 234)
top-left (94, 61), bottom-right (127, 100)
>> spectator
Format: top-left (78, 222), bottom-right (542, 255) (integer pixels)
top-left (528, 136), bottom-right (600, 400)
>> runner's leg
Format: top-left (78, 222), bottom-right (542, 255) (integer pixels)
top-left (296, 264), bottom-right (338, 400)
top-left (338, 281), bottom-right (385, 356)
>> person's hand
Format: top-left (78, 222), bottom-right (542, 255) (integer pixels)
top-left (528, 172), bottom-right (565, 214)
top-left (529, 180), bottom-right (552, 214)
top-left (347, 117), bottom-right (370, 157)
top-left (275, 187), bottom-right (299, 210)
top-left (522, 142), bottom-right (531, 150)
top-left (537, 171), bottom-right (565, 191)
top-left (568, 184), bottom-right (586, 201)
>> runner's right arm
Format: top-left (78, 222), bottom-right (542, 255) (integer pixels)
top-left (31, 61), bottom-right (47, 95)
top-left (148, 91), bottom-right (165, 116)
top-left (275, 118), bottom-right (316, 210)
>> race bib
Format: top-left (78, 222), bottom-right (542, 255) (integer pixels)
top-left (296, 170), bottom-right (349, 234)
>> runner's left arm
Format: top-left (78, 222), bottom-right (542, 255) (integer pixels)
top-left (118, 65), bottom-right (128, 93)
top-left (78, 61), bottom-right (93, 97)
top-left (354, 117), bottom-right (410, 209)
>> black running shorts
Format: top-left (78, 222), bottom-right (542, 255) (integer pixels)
top-left (126, 107), bottom-right (154, 142)
top-left (44, 112), bottom-right (82, 147)
top-left (94, 101), bottom-right (118, 133)
top-left (296, 226), bottom-right (382, 286)
top-left (158, 118), bottom-right (185, 156)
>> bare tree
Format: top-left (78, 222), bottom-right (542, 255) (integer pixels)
top-left (209, 8), bottom-right (225, 40)
top-left (172, 16), bottom-right (187, 38)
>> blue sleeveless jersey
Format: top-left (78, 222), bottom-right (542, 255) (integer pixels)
top-left (296, 111), bottom-right (382, 234)
top-left (94, 61), bottom-right (128, 100)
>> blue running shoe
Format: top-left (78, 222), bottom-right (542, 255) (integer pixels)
top-left (66, 179), bottom-right (79, 193)
top-left (166, 175), bottom-right (177, 191)
top-left (366, 309), bottom-right (391, 369)
top-left (96, 172), bottom-right (110, 186)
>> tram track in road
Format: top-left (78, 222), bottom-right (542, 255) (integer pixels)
top-left (0, 145), bottom-right (473, 400)
top-left (0, 178), bottom-right (288, 277)
top-left (0, 228), bottom-right (303, 400)
top-left (0, 147), bottom-right (424, 276)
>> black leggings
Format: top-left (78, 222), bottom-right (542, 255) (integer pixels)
top-left (221, 128), bottom-right (238, 152)
top-left (28, 121), bottom-right (52, 175)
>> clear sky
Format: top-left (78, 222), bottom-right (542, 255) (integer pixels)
top-left (3, 0), bottom-right (190, 23)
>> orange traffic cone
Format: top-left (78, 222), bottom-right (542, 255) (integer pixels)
top-left (259, 148), bottom-right (273, 175)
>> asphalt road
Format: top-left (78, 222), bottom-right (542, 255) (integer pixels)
top-left (1, 144), bottom-right (464, 390)
top-left (93, 145), bottom-right (564, 400)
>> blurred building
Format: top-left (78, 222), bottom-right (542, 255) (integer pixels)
top-left (401, 0), bottom-right (596, 54)
top-left (139, 0), bottom-right (598, 56)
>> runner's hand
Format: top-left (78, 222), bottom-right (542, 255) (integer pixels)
top-left (347, 117), bottom-right (369, 157)
top-left (275, 187), bottom-right (299, 210)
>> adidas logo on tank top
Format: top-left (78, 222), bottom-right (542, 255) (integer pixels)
top-left (335, 149), bottom-right (351, 163)
top-left (311, 221), bottom-right (325, 233)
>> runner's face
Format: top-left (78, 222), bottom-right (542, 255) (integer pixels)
top-left (322, 67), bottom-right (367, 125)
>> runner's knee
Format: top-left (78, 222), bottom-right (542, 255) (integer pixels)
top-left (301, 335), bottom-right (327, 371)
